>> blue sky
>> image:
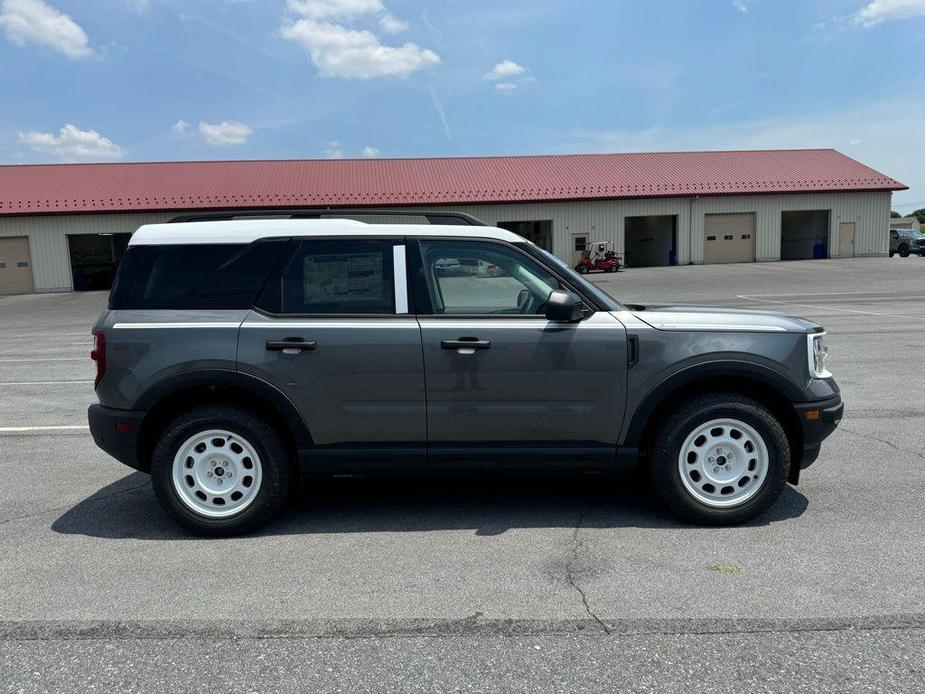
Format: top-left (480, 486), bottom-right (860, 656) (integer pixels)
top-left (1, 0), bottom-right (924, 209)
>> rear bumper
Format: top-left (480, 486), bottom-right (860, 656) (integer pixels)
top-left (794, 396), bottom-right (843, 472)
top-left (88, 404), bottom-right (147, 471)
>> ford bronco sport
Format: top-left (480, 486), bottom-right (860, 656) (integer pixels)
top-left (88, 211), bottom-right (842, 535)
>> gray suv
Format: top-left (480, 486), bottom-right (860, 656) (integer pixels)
top-left (88, 212), bottom-right (842, 535)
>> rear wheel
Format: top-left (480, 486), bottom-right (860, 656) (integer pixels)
top-left (649, 393), bottom-right (789, 525)
top-left (151, 405), bottom-right (291, 536)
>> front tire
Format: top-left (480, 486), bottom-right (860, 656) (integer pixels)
top-left (898, 244), bottom-right (910, 258)
top-left (151, 405), bottom-right (292, 536)
top-left (649, 393), bottom-right (789, 525)
top-left (575, 264), bottom-right (589, 274)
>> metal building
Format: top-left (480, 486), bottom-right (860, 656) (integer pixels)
top-left (0, 149), bottom-right (907, 295)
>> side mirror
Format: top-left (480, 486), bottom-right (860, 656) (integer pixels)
top-left (545, 289), bottom-right (588, 322)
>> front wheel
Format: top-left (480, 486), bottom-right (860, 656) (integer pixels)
top-left (150, 405), bottom-right (292, 536)
top-left (898, 244), bottom-right (910, 258)
top-left (575, 264), bottom-right (589, 274)
top-left (649, 393), bottom-right (789, 525)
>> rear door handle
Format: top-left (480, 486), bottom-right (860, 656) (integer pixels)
top-left (266, 339), bottom-right (317, 354)
top-left (441, 337), bottom-right (491, 352)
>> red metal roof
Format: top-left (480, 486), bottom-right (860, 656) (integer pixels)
top-left (0, 149), bottom-right (906, 216)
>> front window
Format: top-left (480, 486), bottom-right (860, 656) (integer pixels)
top-left (416, 240), bottom-right (561, 315)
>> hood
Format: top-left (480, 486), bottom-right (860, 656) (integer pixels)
top-left (624, 304), bottom-right (819, 334)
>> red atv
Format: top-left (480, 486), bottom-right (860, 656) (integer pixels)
top-left (575, 241), bottom-right (622, 274)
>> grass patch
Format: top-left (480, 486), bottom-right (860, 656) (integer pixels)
top-left (708, 564), bottom-right (742, 575)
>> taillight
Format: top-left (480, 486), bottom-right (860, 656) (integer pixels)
top-left (91, 329), bottom-right (106, 386)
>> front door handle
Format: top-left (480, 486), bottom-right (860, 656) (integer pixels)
top-left (441, 337), bottom-right (491, 353)
top-left (266, 338), bottom-right (317, 354)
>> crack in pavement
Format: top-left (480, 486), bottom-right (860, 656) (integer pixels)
top-left (0, 480), bottom-right (151, 527)
top-left (839, 427), bottom-right (925, 460)
top-left (564, 509), bottom-right (611, 635)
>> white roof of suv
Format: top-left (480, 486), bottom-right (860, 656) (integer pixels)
top-left (129, 219), bottom-right (524, 246)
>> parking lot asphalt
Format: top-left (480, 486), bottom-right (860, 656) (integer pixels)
top-left (1, 257), bottom-right (924, 692)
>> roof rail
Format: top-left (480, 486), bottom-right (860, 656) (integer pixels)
top-left (168, 208), bottom-right (488, 226)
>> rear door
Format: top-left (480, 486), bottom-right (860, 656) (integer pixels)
top-left (236, 237), bottom-right (426, 468)
top-left (410, 238), bottom-right (627, 469)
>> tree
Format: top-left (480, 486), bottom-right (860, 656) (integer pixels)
top-left (911, 208), bottom-right (925, 224)
top-left (891, 210), bottom-right (902, 218)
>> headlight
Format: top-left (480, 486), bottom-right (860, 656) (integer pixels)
top-left (807, 333), bottom-right (831, 378)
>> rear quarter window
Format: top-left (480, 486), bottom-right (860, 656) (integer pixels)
top-left (109, 240), bottom-right (287, 310)
top-left (257, 239), bottom-right (395, 315)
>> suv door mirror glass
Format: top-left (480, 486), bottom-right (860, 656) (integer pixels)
top-left (545, 289), bottom-right (588, 322)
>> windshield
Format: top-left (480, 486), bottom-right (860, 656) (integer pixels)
top-left (516, 242), bottom-right (622, 311)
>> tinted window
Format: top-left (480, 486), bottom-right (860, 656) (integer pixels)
top-left (416, 240), bottom-right (560, 315)
top-left (259, 239), bottom-right (395, 314)
top-left (109, 240), bottom-right (286, 310)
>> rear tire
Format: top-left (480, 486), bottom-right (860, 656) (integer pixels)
top-left (649, 393), bottom-right (789, 525)
top-left (151, 405), bottom-right (291, 536)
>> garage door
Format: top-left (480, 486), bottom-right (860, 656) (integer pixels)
top-left (704, 213), bottom-right (755, 264)
top-left (0, 236), bottom-right (35, 295)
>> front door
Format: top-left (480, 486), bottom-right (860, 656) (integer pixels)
top-left (410, 238), bottom-right (627, 469)
top-left (237, 238), bottom-right (426, 467)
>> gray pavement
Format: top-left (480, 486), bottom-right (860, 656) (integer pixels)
top-left (1, 257), bottom-right (924, 691)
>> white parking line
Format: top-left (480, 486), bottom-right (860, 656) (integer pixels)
top-left (0, 358), bottom-right (88, 362)
top-left (737, 295), bottom-right (925, 321)
top-left (0, 425), bottom-right (89, 432)
top-left (0, 380), bottom-right (94, 386)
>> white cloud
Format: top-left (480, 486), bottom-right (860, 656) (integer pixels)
top-left (853, 0), bottom-right (925, 26)
top-left (732, 0), bottom-right (748, 13)
top-left (18, 124), bottom-right (124, 161)
top-left (125, 0), bottom-right (148, 11)
top-left (485, 59), bottom-right (527, 81)
top-left (281, 18), bottom-right (438, 78)
top-left (198, 120), bottom-right (253, 145)
top-left (323, 140), bottom-right (345, 158)
top-left (171, 119), bottom-right (189, 135)
top-left (361, 145), bottom-right (381, 158)
top-left (0, 0), bottom-right (92, 59)
top-left (281, 0), bottom-right (434, 79)
top-left (484, 59), bottom-right (532, 94)
top-left (287, 0), bottom-right (383, 20)
top-left (378, 12), bottom-right (407, 33)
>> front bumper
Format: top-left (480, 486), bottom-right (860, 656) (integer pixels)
top-left (793, 395), bottom-right (843, 474)
top-left (88, 404), bottom-right (147, 471)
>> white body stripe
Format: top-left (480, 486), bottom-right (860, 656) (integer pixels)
top-left (241, 320), bottom-right (418, 329)
top-left (113, 322), bottom-right (241, 329)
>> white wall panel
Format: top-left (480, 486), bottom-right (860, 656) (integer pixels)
top-left (0, 190), bottom-right (893, 292)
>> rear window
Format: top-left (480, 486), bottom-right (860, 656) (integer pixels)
top-left (109, 240), bottom-right (287, 310)
top-left (257, 239), bottom-right (395, 314)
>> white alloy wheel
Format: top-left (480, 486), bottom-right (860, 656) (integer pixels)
top-left (677, 418), bottom-right (769, 508)
top-left (171, 429), bottom-right (263, 518)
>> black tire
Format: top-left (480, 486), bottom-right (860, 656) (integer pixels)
top-left (649, 393), bottom-right (790, 525)
top-left (898, 244), bottom-right (910, 258)
top-left (150, 405), bottom-right (292, 536)
top-left (575, 264), bottom-right (589, 274)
